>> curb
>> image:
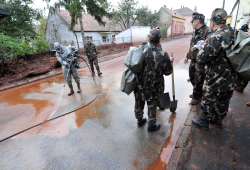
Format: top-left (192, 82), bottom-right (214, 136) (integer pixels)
top-left (167, 105), bottom-right (196, 170)
top-left (0, 53), bottom-right (127, 92)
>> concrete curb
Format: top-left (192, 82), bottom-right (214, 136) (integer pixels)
top-left (0, 53), bottom-right (126, 92)
top-left (167, 105), bottom-right (196, 170)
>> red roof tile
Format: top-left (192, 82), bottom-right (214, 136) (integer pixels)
top-left (161, 7), bottom-right (186, 20)
top-left (57, 10), bottom-right (123, 32)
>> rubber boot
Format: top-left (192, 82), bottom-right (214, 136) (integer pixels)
top-left (68, 84), bottom-right (74, 96)
top-left (92, 71), bottom-right (95, 76)
top-left (191, 95), bottom-right (201, 105)
top-left (137, 118), bottom-right (147, 127)
top-left (192, 118), bottom-right (209, 130)
top-left (77, 82), bottom-right (82, 93)
top-left (210, 117), bottom-right (222, 127)
top-left (148, 123), bottom-right (161, 132)
top-left (97, 69), bottom-right (102, 76)
top-left (157, 102), bottom-right (165, 110)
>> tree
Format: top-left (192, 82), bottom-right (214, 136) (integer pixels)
top-left (37, 17), bottom-right (48, 35)
top-left (0, 0), bottom-right (43, 41)
top-left (137, 9), bottom-right (160, 28)
top-left (111, 0), bottom-right (160, 30)
top-left (46, 0), bottom-right (112, 45)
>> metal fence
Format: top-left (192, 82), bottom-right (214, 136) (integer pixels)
top-left (49, 36), bottom-right (133, 53)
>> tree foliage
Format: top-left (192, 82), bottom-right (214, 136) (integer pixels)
top-left (111, 0), bottom-right (160, 30)
top-left (137, 9), bottom-right (160, 28)
top-left (46, 0), bottom-right (112, 45)
top-left (0, 0), bottom-right (43, 41)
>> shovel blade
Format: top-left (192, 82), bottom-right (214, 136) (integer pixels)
top-left (159, 92), bottom-right (171, 109)
top-left (170, 100), bottom-right (178, 112)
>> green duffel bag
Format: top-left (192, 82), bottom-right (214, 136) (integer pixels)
top-left (120, 68), bottom-right (137, 95)
top-left (226, 30), bottom-right (250, 81)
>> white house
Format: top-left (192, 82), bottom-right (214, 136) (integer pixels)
top-left (115, 26), bottom-right (151, 46)
top-left (45, 9), bottom-right (122, 50)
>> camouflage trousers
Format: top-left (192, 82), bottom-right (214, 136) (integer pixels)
top-left (62, 66), bottom-right (80, 85)
top-left (200, 90), bottom-right (233, 121)
top-left (189, 60), bottom-right (205, 99)
top-left (134, 97), bottom-right (157, 126)
top-left (89, 58), bottom-right (100, 73)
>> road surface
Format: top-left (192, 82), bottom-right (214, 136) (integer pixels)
top-left (0, 36), bottom-right (192, 169)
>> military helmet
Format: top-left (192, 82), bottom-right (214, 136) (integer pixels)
top-left (211, 8), bottom-right (228, 24)
top-left (148, 27), bottom-right (162, 41)
top-left (86, 36), bottom-right (90, 40)
top-left (191, 12), bottom-right (205, 23)
top-left (54, 42), bottom-right (62, 50)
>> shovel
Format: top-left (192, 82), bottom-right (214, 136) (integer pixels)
top-left (159, 91), bottom-right (171, 109)
top-left (170, 52), bottom-right (178, 112)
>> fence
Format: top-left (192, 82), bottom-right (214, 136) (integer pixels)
top-left (49, 36), bottom-right (133, 53)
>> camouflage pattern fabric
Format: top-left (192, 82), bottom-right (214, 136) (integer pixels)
top-left (197, 24), bottom-right (243, 92)
top-left (148, 27), bottom-right (162, 41)
top-left (187, 24), bottom-right (210, 60)
top-left (191, 12), bottom-right (205, 23)
top-left (89, 58), bottom-right (100, 73)
top-left (211, 8), bottom-right (228, 25)
top-left (62, 66), bottom-right (80, 85)
top-left (187, 24), bottom-right (211, 99)
top-left (55, 43), bottom-right (80, 86)
top-left (84, 42), bottom-right (98, 60)
top-left (134, 99), bottom-right (157, 125)
top-left (200, 90), bottom-right (233, 121)
top-left (134, 45), bottom-right (173, 101)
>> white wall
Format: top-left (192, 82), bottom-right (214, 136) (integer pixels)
top-left (131, 26), bottom-right (151, 43)
top-left (114, 28), bottom-right (132, 44)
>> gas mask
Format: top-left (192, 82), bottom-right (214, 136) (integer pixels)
top-left (54, 42), bottom-right (63, 54)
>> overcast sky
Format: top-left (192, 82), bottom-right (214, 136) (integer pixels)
top-left (35, 0), bottom-right (236, 19)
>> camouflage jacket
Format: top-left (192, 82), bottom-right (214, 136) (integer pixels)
top-left (84, 42), bottom-right (98, 60)
top-left (134, 45), bottom-right (173, 101)
top-left (187, 24), bottom-right (211, 61)
top-left (197, 25), bottom-right (242, 92)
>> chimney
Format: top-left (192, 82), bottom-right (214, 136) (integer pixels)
top-left (181, 5), bottom-right (182, 8)
top-left (171, 7), bottom-right (172, 10)
top-left (183, 6), bottom-right (184, 8)
top-left (164, 5), bottom-right (167, 8)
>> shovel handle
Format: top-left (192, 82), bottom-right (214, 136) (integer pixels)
top-left (171, 52), bottom-right (175, 96)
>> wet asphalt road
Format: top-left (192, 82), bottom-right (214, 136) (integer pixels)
top-left (0, 36), bottom-right (192, 169)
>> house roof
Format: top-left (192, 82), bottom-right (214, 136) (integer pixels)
top-left (0, 8), bottom-right (11, 20)
top-left (56, 10), bottom-right (123, 32)
top-left (160, 7), bottom-right (186, 20)
top-left (174, 7), bottom-right (195, 16)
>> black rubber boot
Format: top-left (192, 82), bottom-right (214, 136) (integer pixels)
top-left (92, 71), bottom-right (95, 76)
top-left (210, 117), bottom-right (222, 127)
top-left (68, 84), bottom-right (74, 96)
top-left (98, 71), bottom-right (102, 76)
top-left (77, 83), bottom-right (82, 93)
top-left (137, 118), bottom-right (147, 127)
top-left (157, 102), bottom-right (165, 110)
top-left (148, 123), bottom-right (161, 132)
top-left (192, 119), bottom-right (209, 130)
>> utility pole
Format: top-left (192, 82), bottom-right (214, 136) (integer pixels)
top-left (222, 0), bottom-right (225, 9)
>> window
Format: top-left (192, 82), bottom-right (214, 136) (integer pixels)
top-left (102, 36), bottom-right (106, 42)
top-left (112, 35), bottom-right (115, 41)
top-left (175, 23), bottom-right (176, 33)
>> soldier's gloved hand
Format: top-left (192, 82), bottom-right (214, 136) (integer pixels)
top-left (184, 58), bottom-right (189, 64)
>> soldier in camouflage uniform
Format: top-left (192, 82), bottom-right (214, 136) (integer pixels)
top-left (134, 28), bottom-right (174, 131)
top-left (184, 12), bottom-right (211, 105)
top-left (54, 42), bottom-right (82, 96)
top-left (84, 37), bottom-right (102, 76)
top-left (192, 8), bottom-right (244, 130)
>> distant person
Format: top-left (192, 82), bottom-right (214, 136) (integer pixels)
top-left (84, 37), bottom-right (102, 76)
top-left (184, 12), bottom-right (211, 105)
top-left (134, 28), bottom-right (174, 132)
top-left (54, 42), bottom-right (82, 96)
top-left (192, 8), bottom-right (244, 130)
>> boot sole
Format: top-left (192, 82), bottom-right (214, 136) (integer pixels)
top-left (192, 122), bottom-right (209, 131)
top-left (148, 124), bottom-right (161, 132)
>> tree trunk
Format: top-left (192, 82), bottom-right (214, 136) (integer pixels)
top-left (79, 14), bottom-right (86, 46)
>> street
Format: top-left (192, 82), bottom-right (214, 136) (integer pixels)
top-left (0, 36), bottom-right (192, 169)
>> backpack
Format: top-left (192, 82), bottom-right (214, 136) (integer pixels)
top-left (120, 41), bottom-right (150, 95)
top-left (226, 30), bottom-right (250, 81)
